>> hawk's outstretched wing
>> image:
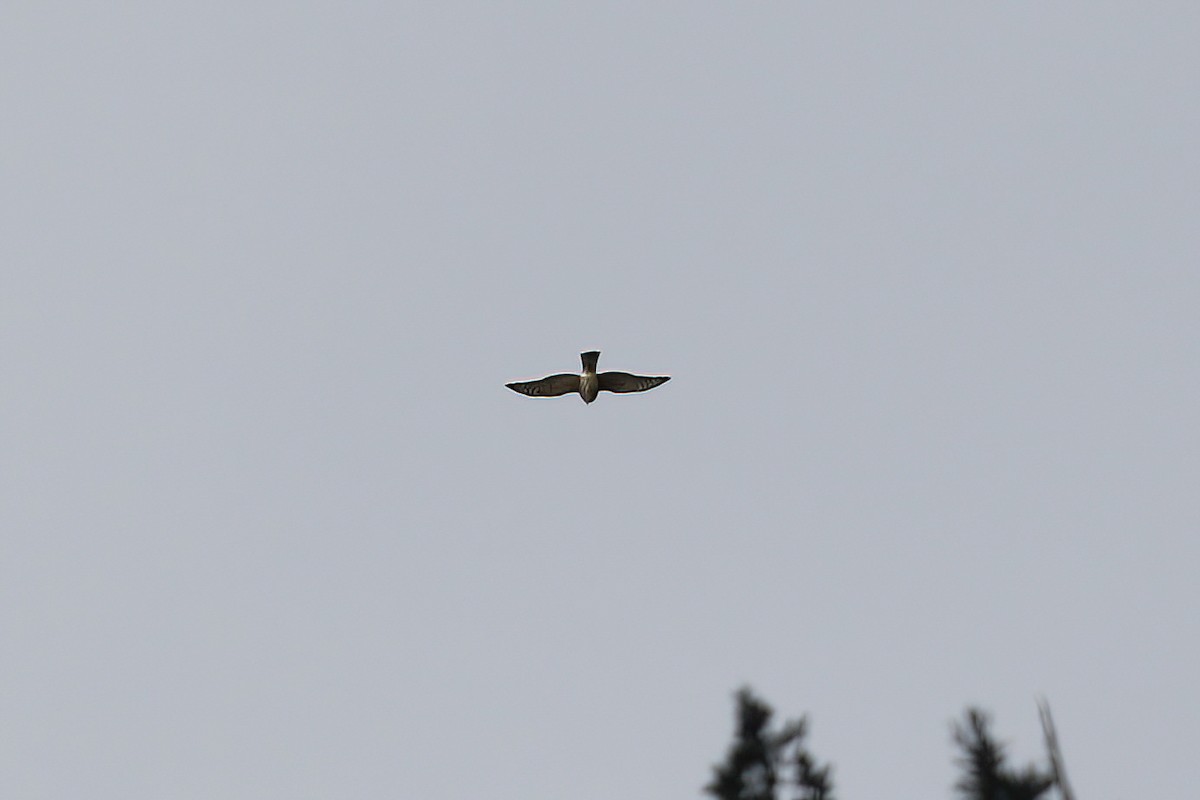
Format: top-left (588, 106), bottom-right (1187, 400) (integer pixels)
top-left (506, 374), bottom-right (580, 398)
top-left (597, 372), bottom-right (670, 394)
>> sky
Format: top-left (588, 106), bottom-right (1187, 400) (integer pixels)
top-left (3, 4), bottom-right (1198, 799)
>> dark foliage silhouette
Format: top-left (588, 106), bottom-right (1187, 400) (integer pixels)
top-left (706, 689), bottom-right (1074, 800)
top-left (705, 688), bottom-right (834, 800)
top-left (952, 708), bottom-right (1055, 800)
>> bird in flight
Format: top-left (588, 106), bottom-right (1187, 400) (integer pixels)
top-left (506, 351), bottom-right (670, 404)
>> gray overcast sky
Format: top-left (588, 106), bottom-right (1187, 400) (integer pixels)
top-left (3, 4), bottom-right (1198, 799)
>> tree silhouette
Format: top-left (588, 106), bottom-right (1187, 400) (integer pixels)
top-left (706, 687), bottom-right (835, 800)
top-left (952, 708), bottom-right (1055, 800)
top-left (705, 689), bottom-right (1073, 799)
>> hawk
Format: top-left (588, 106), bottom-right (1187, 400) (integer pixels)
top-left (506, 351), bottom-right (670, 404)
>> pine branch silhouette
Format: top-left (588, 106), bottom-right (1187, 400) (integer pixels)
top-left (952, 708), bottom-right (1054, 800)
top-left (706, 688), bottom-right (835, 800)
top-left (706, 688), bottom-right (1072, 800)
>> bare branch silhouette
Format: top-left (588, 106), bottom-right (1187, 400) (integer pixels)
top-left (1037, 699), bottom-right (1076, 800)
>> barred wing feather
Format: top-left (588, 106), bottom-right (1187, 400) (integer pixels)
top-left (597, 372), bottom-right (670, 394)
top-left (505, 374), bottom-right (580, 397)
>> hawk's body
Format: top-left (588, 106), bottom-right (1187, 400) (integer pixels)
top-left (506, 351), bottom-right (669, 404)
